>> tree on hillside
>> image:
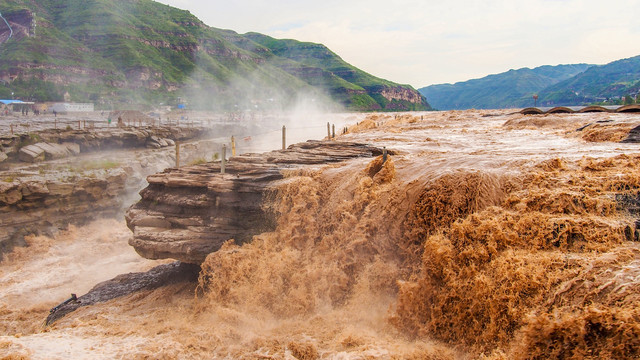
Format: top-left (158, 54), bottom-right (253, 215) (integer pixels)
top-left (624, 95), bottom-right (634, 105)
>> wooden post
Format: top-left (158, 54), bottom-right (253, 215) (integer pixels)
top-left (175, 141), bottom-right (180, 168)
top-left (83, 120), bottom-right (86, 129)
top-left (10, 124), bottom-right (13, 135)
top-left (327, 122), bottom-right (331, 139)
top-left (383, 146), bottom-right (388, 164)
top-left (221, 144), bottom-right (226, 174)
top-left (78, 120), bottom-right (81, 130)
top-left (332, 124), bottom-right (335, 139)
top-left (55, 118), bottom-right (57, 130)
top-left (282, 125), bottom-right (286, 150)
top-left (231, 136), bottom-right (236, 157)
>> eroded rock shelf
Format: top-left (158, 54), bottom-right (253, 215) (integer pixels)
top-left (126, 141), bottom-right (384, 264)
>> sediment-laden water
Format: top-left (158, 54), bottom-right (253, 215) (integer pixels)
top-left (1, 110), bottom-right (639, 359)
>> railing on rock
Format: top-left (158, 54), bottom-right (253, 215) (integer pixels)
top-left (521, 104), bottom-right (640, 115)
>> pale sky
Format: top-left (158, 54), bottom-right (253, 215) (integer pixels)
top-left (157, 0), bottom-right (640, 88)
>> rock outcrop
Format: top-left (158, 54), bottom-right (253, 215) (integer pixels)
top-left (377, 85), bottom-right (426, 104)
top-left (623, 124), bottom-right (640, 143)
top-left (0, 170), bottom-right (130, 256)
top-left (45, 262), bottom-right (200, 325)
top-left (0, 135), bottom-right (221, 259)
top-left (17, 145), bottom-right (45, 163)
top-left (126, 141), bottom-right (384, 264)
top-left (0, 126), bottom-right (209, 164)
top-left (17, 142), bottom-right (77, 162)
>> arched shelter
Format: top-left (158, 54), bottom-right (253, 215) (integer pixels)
top-left (616, 105), bottom-right (640, 113)
top-left (547, 106), bottom-right (575, 114)
top-left (578, 106), bottom-right (612, 113)
top-left (520, 107), bottom-right (544, 115)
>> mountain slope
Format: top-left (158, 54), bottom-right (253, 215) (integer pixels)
top-left (0, 0), bottom-right (430, 111)
top-left (419, 64), bottom-right (591, 110)
top-left (243, 33), bottom-right (428, 111)
top-left (537, 55), bottom-right (640, 106)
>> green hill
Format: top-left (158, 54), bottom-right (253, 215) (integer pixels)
top-left (418, 64), bottom-right (591, 110)
top-left (0, 0), bottom-right (430, 111)
top-left (537, 55), bottom-right (640, 106)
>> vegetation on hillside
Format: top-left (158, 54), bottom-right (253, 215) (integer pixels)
top-left (0, 0), bottom-right (430, 111)
top-left (419, 64), bottom-right (591, 110)
top-left (420, 55), bottom-right (640, 109)
top-left (537, 55), bottom-right (640, 106)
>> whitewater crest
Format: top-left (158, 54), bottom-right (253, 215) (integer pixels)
top-left (1, 110), bottom-right (640, 359)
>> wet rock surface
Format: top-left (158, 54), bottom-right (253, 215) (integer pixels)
top-left (45, 262), bottom-right (200, 325)
top-left (126, 140), bottom-right (385, 264)
top-left (1, 126), bottom-right (209, 164)
top-left (0, 171), bottom-right (129, 256)
top-left (0, 134), bottom-right (221, 259)
top-left (623, 124), bottom-right (640, 143)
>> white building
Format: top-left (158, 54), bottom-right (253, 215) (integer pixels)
top-left (49, 103), bottom-right (94, 113)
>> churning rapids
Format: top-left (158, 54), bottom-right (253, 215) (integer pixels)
top-left (2, 109), bottom-right (640, 359)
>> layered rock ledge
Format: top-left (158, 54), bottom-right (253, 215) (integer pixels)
top-left (126, 141), bottom-right (384, 264)
top-left (0, 136), bottom-right (220, 259)
top-left (0, 126), bottom-right (209, 164)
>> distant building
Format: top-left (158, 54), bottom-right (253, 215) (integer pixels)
top-left (49, 103), bottom-right (94, 113)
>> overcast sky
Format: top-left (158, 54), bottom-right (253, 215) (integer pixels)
top-left (157, 0), bottom-right (640, 88)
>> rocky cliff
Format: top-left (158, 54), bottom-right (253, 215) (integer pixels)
top-left (125, 141), bottom-right (385, 263)
top-left (0, 126), bottom-right (209, 163)
top-left (0, 127), bottom-right (220, 259)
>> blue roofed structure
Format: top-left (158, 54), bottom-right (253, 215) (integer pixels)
top-left (0, 100), bottom-right (35, 105)
top-left (0, 100), bottom-right (25, 105)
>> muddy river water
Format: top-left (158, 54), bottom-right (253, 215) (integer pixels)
top-left (1, 109), bottom-right (639, 359)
